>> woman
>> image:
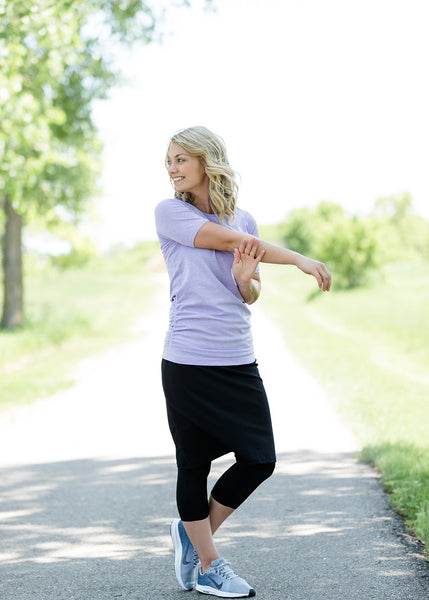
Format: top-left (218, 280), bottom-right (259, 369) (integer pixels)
top-left (155, 126), bottom-right (331, 598)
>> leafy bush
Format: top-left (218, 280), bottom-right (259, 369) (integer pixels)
top-left (281, 201), bottom-right (381, 289)
top-left (278, 206), bottom-right (316, 256)
top-left (315, 216), bottom-right (380, 289)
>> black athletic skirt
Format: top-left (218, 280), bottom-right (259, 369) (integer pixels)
top-left (161, 359), bottom-right (276, 469)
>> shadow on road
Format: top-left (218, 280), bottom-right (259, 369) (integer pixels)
top-left (0, 451), bottom-right (428, 600)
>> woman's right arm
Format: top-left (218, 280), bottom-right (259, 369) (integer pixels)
top-left (194, 221), bottom-right (332, 292)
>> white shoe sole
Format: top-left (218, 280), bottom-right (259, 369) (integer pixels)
top-left (195, 583), bottom-right (255, 598)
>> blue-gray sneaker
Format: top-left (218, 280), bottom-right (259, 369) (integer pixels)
top-left (196, 557), bottom-right (256, 598)
top-left (170, 518), bottom-right (199, 590)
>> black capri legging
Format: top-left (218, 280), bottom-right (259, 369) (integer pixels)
top-left (161, 359), bottom-right (277, 521)
top-left (177, 460), bottom-right (276, 522)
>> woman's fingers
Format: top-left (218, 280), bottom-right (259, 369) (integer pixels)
top-left (323, 265), bottom-right (332, 291)
top-left (318, 265), bottom-right (332, 291)
top-left (250, 240), bottom-right (260, 257)
top-left (255, 248), bottom-right (265, 263)
top-left (239, 237), bottom-right (260, 256)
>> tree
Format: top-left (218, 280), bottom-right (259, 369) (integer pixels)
top-left (373, 192), bottom-right (429, 261)
top-left (1, 0), bottom-right (101, 327)
top-left (0, 0), bottom-right (211, 329)
top-left (315, 215), bottom-right (380, 289)
top-left (278, 207), bottom-right (316, 256)
top-left (280, 201), bottom-right (381, 289)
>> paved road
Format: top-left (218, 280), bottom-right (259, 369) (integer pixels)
top-left (0, 275), bottom-right (428, 599)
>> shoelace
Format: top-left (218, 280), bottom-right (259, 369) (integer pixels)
top-left (192, 550), bottom-right (200, 567)
top-left (213, 561), bottom-right (239, 581)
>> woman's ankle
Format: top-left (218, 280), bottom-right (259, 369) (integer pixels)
top-left (200, 554), bottom-right (220, 573)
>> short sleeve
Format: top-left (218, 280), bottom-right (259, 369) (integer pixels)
top-left (245, 212), bottom-right (259, 237)
top-left (155, 199), bottom-right (209, 247)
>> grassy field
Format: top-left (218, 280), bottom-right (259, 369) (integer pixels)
top-left (260, 260), bottom-right (429, 555)
top-left (0, 242), bottom-right (161, 410)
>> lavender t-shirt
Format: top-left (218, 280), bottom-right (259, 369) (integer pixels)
top-left (155, 198), bottom-right (259, 366)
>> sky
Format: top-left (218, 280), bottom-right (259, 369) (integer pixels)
top-left (87, 0), bottom-right (429, 249)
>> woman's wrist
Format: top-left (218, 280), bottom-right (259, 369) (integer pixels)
top-left (234, 274), bottom-right (251, 288)
top-left (237, 278), bottom-right (260, 304)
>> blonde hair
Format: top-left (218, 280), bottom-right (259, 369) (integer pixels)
top-left (167, 126), bottom-right (238, 222)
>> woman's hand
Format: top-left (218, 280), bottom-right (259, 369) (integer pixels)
top-left (231, 238), bottom-right (264, 304)
top-left (296, 255), bottom-right (332, 291)
top-left (232, 238), bottom-right (265, 286)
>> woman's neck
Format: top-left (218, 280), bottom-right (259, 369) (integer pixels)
top-left (191, 193), bottom-right (212, 214)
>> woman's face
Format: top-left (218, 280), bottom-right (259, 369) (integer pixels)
top-left (166, 142), bottom-right (208, 198)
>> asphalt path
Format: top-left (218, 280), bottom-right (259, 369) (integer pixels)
top-left (0, 273), bottom-right (428, 599)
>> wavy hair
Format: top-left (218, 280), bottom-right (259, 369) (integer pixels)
top-left (167, 126), bottom-right (239, 222)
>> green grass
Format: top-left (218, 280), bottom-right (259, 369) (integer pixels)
top-left (260, 261), bottom-right (429, 554)
top-left (0, 242), bottom-right (161, 410)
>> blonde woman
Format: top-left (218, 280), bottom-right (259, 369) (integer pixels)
top-left (155, 126), bottom-right (331, 598)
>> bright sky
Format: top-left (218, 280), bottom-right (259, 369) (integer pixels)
top-left (89, 0), bottom-right (429, 249)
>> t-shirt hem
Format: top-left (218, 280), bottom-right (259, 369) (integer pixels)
top-left (162, 346), bottom-right (256, 366)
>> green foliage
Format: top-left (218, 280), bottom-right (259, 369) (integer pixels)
top-left (415, 501), bottom-right (429, 547)
top-left (278, 206), bottom-right (316, 256)
top-left (316, 216), bottom-right (380, 289)
top-left (361, 443), bottom-right (429, 549)
top-left (280, 201), bottom-right (381, 289)
top-left (373, 193), bottom-right (429, 262)
top-left (1, 3), bottom-right (90, 215)
top-left (0, 0), bottom-right (155, 220)
top-left (279, 194), bottom-right (429, 289)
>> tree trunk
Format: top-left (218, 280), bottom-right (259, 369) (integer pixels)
top-left (1, 197), bottom-right (23, 329)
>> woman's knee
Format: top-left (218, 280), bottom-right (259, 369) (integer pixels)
top-left (257, 460), bottom-right (276, 481)
top-left (211, 460), bottom-right (275, 510)
top-left (248, 461), bottom-right (275, 486)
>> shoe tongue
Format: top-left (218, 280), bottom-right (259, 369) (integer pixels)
top-left (211, 558), bottom-right (224, 568)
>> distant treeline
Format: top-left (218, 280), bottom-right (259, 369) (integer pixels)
top-left (268, 192), bottom-right (429, 289)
